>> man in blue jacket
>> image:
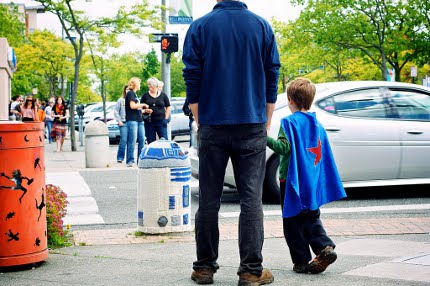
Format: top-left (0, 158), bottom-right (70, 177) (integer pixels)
top-left (182, 1), bottom-right (280, 285)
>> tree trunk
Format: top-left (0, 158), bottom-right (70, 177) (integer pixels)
top-left (101, 58), bottom-right (106, 122)
top-left (70, 62), bottom-right (79, 151)
top-left (101, 78), bottom-right (106, 122)
top-left (69, 43), bottom-right (83, 152)
top-left (381, 50), bottom-right (388, 81)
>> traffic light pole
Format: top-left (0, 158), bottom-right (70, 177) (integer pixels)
top-left (161, 0), bottom-right (172, 140)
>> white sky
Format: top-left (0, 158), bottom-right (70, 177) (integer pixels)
top-left (1, 0), bottom-right (301, 53)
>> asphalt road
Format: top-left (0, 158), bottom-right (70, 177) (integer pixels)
top-left (76, 165), bottom-right (430, 231)
top-left (73, 136), bottom-right (430, 231)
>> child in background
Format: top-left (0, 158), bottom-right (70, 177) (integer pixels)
top-left (267, 78), bottom-right (347, 274)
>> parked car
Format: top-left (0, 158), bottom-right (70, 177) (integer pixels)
top-left (74, 102), bottom-right (116, 130)
top-left (106, 117), bottom-right (121, 143)
top-left (106, 97), bottom-right (189, 142)
top-left (188, 81), bottom-right (430, 203)
top-left (170, 97), bottom-right (190, 139)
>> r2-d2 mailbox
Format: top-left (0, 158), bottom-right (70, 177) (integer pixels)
top-left (137, 140), bottom-right (192, 234)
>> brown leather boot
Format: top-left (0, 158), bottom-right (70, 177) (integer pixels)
top-left (293, 263), bottom-right (309, 273)
top-left (191, 268), bottom-right (215, 284)
top-left (238, 268), bottom-right (274, 286)
top-left (308, 245), bottom-right (337, 274)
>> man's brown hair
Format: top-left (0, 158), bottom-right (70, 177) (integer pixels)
top-left (287, 78), bottom-right (316, 110)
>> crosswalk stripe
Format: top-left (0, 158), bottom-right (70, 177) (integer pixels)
top-left (46, 172), bottom-right (105, 226)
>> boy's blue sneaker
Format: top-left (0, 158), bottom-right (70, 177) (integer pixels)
top-left (308, 246), bottom-right (337, 274)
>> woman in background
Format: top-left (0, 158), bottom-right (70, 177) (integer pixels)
top-left (44, 99), bottom-right (55, 144)
top-left (35, 98), bottom-right (45, 123)
top-left (114, 84), bottom-right (129, 163)
top-left (21, 97), bottom-right (37, 122)
top-left (52, 96), bottom-right (69, 152)
top-left (125, 77), bottom-right (149, 167)
top-left (140, 77), bottom-right (171, 144)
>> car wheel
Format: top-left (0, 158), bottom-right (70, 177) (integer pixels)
top-left (263, 154), bottom-right (280, 204)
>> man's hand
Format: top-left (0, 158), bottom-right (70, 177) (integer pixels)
top-left (266, 103), bottom-right (275, 134)
top-left (266, 120), bottom-right (271, 133)
top-left (190, 103), bottom-right (199, 128)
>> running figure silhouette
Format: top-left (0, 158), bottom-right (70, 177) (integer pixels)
top-left (5, 229), bottom-right (20, 242)
top-left (0, 170), bottom-right (34, 203)
top-left (35, 192), bottom-right (46, 221)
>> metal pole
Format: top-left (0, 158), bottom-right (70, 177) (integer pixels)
top-left (79, 118), bottom-right (84, 146)
top-left (161, 0), bottom-right (172, 139)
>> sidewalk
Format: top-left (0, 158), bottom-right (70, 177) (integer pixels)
top-left (17, 133), bottom-right (427, 285)
top-left (44, 131), bottom-right (129, 172)
top-left (1, 235), bottom-right (429, 285)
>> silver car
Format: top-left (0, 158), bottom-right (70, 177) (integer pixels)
top-left (188, 81), bottom-right (430, 203)
top-left (170, 98), bottom-right (190, 139)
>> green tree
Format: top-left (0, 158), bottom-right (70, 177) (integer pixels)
top-left (272, 19), bottom-right (378, 88)
top-left (169, 52), bottom-right (186, 98)
top-left (86, 30), bottom-right (123, 122)
top-left (0, 3), bottom-right (25, 47)
top-left (292, 0), bottom-right (429, 81)
top-left (104, 51), bottom-right (147, 102)
top-left (142, 48), bottom-right (160, 81)
top-left (38, 0), bottom-right (160, 151)
top-left (13, 31), bottom-right (74, 99)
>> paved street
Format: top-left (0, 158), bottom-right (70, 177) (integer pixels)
top-left (2, 134), bottom-right (429, 285)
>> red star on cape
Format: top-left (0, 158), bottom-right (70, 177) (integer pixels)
top-left (307, 138), bottom-right (322, 166)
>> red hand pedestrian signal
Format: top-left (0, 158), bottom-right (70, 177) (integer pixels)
top-left (161, 35), bottom-right (178, 53)
top-left (162, 38), bottom-right (170, 50)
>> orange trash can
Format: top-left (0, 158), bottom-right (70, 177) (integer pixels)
top-left (0, 122), bottom-right (48, 267)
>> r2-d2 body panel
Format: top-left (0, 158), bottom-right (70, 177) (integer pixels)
top-left (137, 140), bottom-right (192, 234)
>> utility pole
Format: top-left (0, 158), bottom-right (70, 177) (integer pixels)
top-left (161, 0), bottom-right (172, 139)
top-left (161, 0), bottom-right (171, 100)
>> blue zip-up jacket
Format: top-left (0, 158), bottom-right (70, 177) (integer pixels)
top-left (182, 0), bottom-right (280, 125)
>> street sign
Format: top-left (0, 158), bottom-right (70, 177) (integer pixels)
top-left (411, 66), bottom-right (418, 77)
top-left (150, 33), bottom-right (178, 43)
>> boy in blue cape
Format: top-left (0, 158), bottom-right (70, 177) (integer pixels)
top-left (267, 78), bottom-right (347, 274)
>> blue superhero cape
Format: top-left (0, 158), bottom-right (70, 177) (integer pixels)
top-left (280, 112), bottom-right (346, 218)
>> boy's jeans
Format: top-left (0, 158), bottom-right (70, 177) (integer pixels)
top-left (280, 181), bottom-right (334, 264)
top-left (126, 121), bottom-right (145, 164)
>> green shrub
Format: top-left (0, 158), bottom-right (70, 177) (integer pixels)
top-left (45, 184), bottom-right (72, 248)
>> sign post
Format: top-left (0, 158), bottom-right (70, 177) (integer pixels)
top-left (411, 66), bottom-right (418, 84)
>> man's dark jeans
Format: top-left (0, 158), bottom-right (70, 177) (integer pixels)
top-left (193, 123), bottom-right (266, 276)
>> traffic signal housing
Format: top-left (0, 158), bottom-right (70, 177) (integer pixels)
top-left (161, 35), bottom-right (178, 53)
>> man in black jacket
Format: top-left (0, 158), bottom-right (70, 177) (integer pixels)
top-left (182, 98), bottom-right (194, 147)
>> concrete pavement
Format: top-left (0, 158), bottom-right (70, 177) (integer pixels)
top-left (1, 134), bottom-right (429, 285)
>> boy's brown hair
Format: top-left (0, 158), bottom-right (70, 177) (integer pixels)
top-left (287, 78), bottom-right (316, 110)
